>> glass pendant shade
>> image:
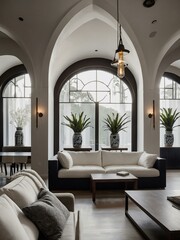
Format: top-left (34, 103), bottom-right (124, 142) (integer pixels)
top-left (111, 0), bottom-right (130, 79)
top-left (117, 51), bottom-right (125, 78)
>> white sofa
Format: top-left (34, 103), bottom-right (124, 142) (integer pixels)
top-left (49, 150), bottom-right (166, 190)
top-left (0, 169), bottom-right (80, 240)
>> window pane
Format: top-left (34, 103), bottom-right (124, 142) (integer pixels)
top-left (60, 81), bottom-right (69, 102)
top-left (3, 80), bottom-right (15, 97)
top-left (176, 84), bottom-right (180, 99)
top-left (16, 76), bottom-right (25, 97)
top-left (59, 70), bottom-right (132, 150)
top-left (3, 73), bottom-right (31, 146)
top-left (3, 98), bottom-right (31, 146)
top-left (99, 104), bottom-right (131, 150)
top-left (60, 103), bottom-right (95, 150)
top-left (160, 76), bottom-right (180, 147)
top-left (165, 89), bottom-right (173, 99)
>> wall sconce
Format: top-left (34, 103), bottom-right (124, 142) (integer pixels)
top-left (36, 97), bottom-right (43, 128)
top-left (148, 100), bottom-right (155, 129)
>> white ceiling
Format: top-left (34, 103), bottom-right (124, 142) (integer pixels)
top-left (0, 0), bottom-right (180, 82)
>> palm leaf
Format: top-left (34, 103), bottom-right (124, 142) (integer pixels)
top-left (62, 111), bottom-right (91, 132)
top-left (103, 112), bottom-right (130, 134)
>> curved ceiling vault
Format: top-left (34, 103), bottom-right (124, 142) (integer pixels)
top-left (49, 3), bottom-right (141, 89)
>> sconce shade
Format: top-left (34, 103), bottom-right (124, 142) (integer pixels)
top-left (36, 97), bottom-right (43, 128)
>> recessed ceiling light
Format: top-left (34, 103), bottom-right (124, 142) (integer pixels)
top-left (149, 31), bottom-right (157, 38)
top-left (143, 0), bottom-right (155, 8)
top-left (18, 17), bottom-right (24, 21)
top-left (151, 19), bottom-right (157, 24)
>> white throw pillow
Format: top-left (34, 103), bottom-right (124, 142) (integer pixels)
top-left (0, 194), bottom-right (39, 240)
top-left (138, 152), bottom-right (157, 168)
top-left (1, 176), bottom-right (39, 209)
top-left (58, 151), bottom-right (73, 169)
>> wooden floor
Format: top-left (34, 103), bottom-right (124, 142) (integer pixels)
top-left (0, 169), bottom-right (180, 239)
top-left (68, 170), bottom-right (180, 240)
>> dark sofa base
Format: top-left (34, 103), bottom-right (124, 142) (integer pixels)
top-left (48, 177), bottom-right (166, 191)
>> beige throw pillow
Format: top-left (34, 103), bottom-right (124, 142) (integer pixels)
top-left (138, 152), bottom-right (157, 168)
top-left (0, 194), bottom-right (39, 240)
top-left (58, 151), bottom-right (73, 169)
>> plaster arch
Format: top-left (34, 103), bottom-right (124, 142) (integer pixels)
top-left (46, 1), bottom-right (142, 89)
top-left (0, 36), bottom-right (35, 85)
top-left (155, 38), bottom-right (180, 89)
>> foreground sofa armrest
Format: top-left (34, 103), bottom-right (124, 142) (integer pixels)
top-left (54, 192), bottom-right (75, 212)
top-left (48, 155), bottom-right (60, 190)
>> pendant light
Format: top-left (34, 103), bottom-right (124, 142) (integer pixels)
top-left (111, 0), bottom-right (130, 79)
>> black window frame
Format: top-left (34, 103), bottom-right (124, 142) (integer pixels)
top-left (54, 58), bottom-right (137, 154)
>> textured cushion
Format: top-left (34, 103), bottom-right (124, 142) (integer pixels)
top-left (68, 151), bottom-right (102, 166)
top-left (58, 165), bottom-right (105, 178)
top-left (102, 151), bottom-right (143, 166)
top-left (104, 165), bottom-right (160, 177)
top-left (1, 176), bottom-right (39, 209)
top-left (58, 151), bottom-right (73, 169)
top-left (21, 169), bottom-right (48, 189)
top-left (0, 194), bottom-right (39, 240)
top-left (22, 188), bottom-right (70, 240)
top-left (138, 152), bottom-right (157, 168)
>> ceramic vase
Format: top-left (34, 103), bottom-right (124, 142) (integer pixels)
top-left (73, 132), bottom-right (82, 148)
top-left (110, 133), bottom-right (119, 148)
top-left (15, 127), bottom-right (23, 146)
top-left (164, 131), bottom-right (174, 147)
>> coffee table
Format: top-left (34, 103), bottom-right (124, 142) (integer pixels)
top-left (125, 190), bottom-right (180, 240)
top-left (90, 173), bottom-right (138, 202)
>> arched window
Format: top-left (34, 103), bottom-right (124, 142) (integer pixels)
top-left (60, 69), bottom-right (132, 150)
top-left (160, 72), bottom-right (180, 146)
top-left (54, 58), bottom-right (137, 153)
top-left (0, 65), bottom-right (31, 147)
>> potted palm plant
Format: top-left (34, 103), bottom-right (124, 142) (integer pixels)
top-left (160, 108), bottom-right (180, 147)
top-left (62, 111), bottom-right (91, 148)
top-left (103, 112), bottom-right (130, 148)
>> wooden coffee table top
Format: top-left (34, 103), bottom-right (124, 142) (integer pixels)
top-left (126, 190), bottom-right (180, 232)
top-left (91, 173), bottom-right (138, 181)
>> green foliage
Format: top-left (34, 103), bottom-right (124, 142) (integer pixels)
top-left (62, 111), bottom-right (91, 133)
top-left (103, 112), bottom-right (130, 134)
top-left (160, 108), bottom-right (180, 132)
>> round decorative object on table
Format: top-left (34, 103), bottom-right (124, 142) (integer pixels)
top-left (73, 132), bottom-right (82, 148)
top-left (15, 127), bottom-right (23, 146)
top-left (110, 133), bottom-right (119, 148)
top-left (164, 131), bottom-right (174, 147)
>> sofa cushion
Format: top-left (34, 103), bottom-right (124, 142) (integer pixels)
top-left (21, 169), bottom-right (48, 189)
top-left (104, 165), bottom-right (160, 177)
top-left (138, 152), bottom-right (157, 168)
top-left (58, 151), bottom-right (73, 169)
top-left (0, 194), bottom-right (39, 240)
top-left (58, 165), bottom-right (105, 178)
top-left (0, 176), bottom-right (39, 209)
top-left (22, 188), bottom-right (70, 240)
top-left (68, 151), bottom-right (102, 166)
top-left (102, 151), bottom-right (143, 166)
